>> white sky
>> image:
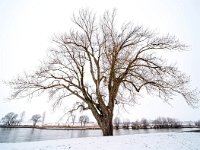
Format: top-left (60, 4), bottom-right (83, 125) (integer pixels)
top-left (0, 0), bottom-right (200, 123)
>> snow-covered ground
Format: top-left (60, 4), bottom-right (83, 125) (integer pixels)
top-left (0, 132), bottom-right (199, 150)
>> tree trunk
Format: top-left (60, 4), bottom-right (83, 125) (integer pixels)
top-left (101, 118), bottom-right (113, 136)
top-left (96, 113), bottom-right (113, 136)
top-left (89, 98), bottom-right (114, 136)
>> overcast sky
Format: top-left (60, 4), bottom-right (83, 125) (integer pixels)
top-left (0, 0), bottom-right (200, 123)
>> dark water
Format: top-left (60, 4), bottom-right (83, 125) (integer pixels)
top-left (0, 127), bottom-right (196, 143)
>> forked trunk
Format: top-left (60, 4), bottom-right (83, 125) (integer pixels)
top-left (89, 93), bottom-right (116, 136)
top-left (96, 113), bottom-right (113, 136)
top-left (90, 106), bottom-right (114, 136)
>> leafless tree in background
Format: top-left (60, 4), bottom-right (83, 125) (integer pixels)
top-left (79, 115), bottom-right (89, 127)
top-left (1, 112), bottom-right (18, 126)
top-left (113, 117), bottom-right (121, 129)
top-left (31, 114), bottom-right (41, 127)
top-left (79, 115), bottom-right (84, 127)
top-left (131, 120), bottom-right (140, 129)
top-left (122, 118), bottom-right (130, 129)
top-left (71, 114), bottom-right (76, 126)
top-left (42, 112), bottom-right (46, 126)
top-left (152, 117), bottom-right (180, 128)
top-left (140, 118), bottom-right (149, 129)
top-left (195, 120), bottom-right (200, 127)
top-left (83, 115), bottom-right (89, 126)
top-left (19, 111), bottom-right (25, 125)
top-left (7, 9), bottom-right (199, 136)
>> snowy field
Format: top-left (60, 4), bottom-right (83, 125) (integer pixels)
top-left (0, 132), bottom-right (199, 150)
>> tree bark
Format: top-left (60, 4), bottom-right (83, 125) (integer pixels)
top-left (101, 117), bottom-right (113, 136)
top-left (91, 108), bottom-right (114, 136)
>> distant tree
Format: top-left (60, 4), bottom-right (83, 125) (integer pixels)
top-left (79, 115), bottom-right (89, 127)
top-left (79, 116), bottom-right (84, 127)
top-left (122, 119), bottom-right (130, 129)
top-left (195, 120), bottom-right (200, 127)
top-left (153, 117), bottom-right (181, 128)
top-left (174, 120), bottom-right (182, 128)
top-left (153, 117), bottom-right (164, 128)
top-left (66, 113), bottom-right (76, 126)
top-left (7, 8), bottom-right (200, 136)
top-left (83, 116), bottom-right (89, 126)
top-left (162, 117), bottom-right (168, 127)
top-left (167, 117), bottom-right (179, 128)
top-left (42, 112), bottom-right (46, 126)
top-left (113, 117), bottom-right (121, 129)
top-left (141, 118), bottom-right (149, 129)
top-left (31, 114), bottom-right (41, 127)
top-left (1, 112), bottom-right (18, 126)
top-left (71, 114), bottom-right (76, 126)
top-left (19, 111), bottom-right (25, 125)
top-left (152, 117), bottom-right (161, 128)
top-left (131, 120), bottom-right (140, 129)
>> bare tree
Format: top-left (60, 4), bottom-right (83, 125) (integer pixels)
top-left (7, 9), bottom-right (199, 136)
top-left (140, 118), bottom-right (149, 129)
top-left (42, 112), bottom-right (46, 126)
top-left (113, 117), bottom-right (121, 129)
top-left (79, 115), bottom-right (84, 127)
top-left (174, 120), bottom-right (182, 128)
top-left (66, 113), bottom-right (76, 126)
top-left (79, 115), bottom-right (89, 127)
top-left (31, 114), bottom-right (41, 127)
top-left (71, 114), bottom-right (76, 126)
top-left (162, 117), bottom-right (168, 127)
top-left (152, 117), bottom-right (181, 128)
top-left (131, 120), bottom-right (140, 129)
top-left (166, 117), bottom-right (179, 128)
top-left (1, 112), bottom-right (18, 126)
top-left (195, 120), bottom-right (200, 127)
top-left (122, 118), bottom-right (130, 129)
top-left (19, 111), bottom-right (25, 125)
top-left (153, 117), bottom-right (162, 128)
top-left (83, 115), bottom-right (89, 126)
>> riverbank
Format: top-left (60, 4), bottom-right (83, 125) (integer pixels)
top-left (0, 132), bottom-right (200, 150)
top-left (0, 125), bottom-right (100, 130)
top-left (1, 124), bottom-right (198, 130)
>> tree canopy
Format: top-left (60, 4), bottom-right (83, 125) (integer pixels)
top-left (7, 9), bottom-right (199, 136)
top-left (1, 112), bottom-right (18, 126)
top-left (31, 114), bottom-right (41, 127)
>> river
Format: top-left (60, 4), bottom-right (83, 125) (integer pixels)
top-left (0, 127), bottom-right (196, 143)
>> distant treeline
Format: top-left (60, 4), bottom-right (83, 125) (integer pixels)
top-left (0, 111), bottom-right (45, 127)
top-left (1, 112), bottom-right (200, 129)
top-left (0, 112), bottom-right (90, 127)
top-left (113, 117), bottom-right (200, 129)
